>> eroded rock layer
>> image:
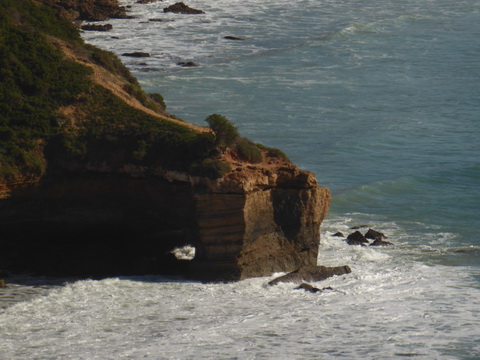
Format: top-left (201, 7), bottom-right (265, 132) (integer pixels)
top-left (0, 156), bottom-right (330, 281)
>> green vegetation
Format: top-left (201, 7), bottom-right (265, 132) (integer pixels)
top-left (256, 143), bottom-right (290, 162)
top-left (205, 114), bottom-right (239, 149)
top-left (1, 0), bottom-right (283, 184)
top-left (189, 158), bottom-right (232, 179)
top-left (0, 0), bottom-right (216, 181)
top-left (0, 0), bottom-right (91, 181)
top-left (204, 114), bottom-right (265, 164)
top-left (235, 137), bottom-right (263, 163)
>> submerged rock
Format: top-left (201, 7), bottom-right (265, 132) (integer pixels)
top-left (332, 232), bottom-right (344, 237)
top-left (224, 36), bottom-right (245, 41)
top-left (122, 52), bottom-right (151, 57)
top-left (177, 61), bottom-right (198, 67)
top-left (268, 265), bottom-right (351, 285)
top-left (296, 283), bottom-right (321, 293)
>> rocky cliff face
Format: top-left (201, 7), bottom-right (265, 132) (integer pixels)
top-left (0, 152), bottom-right (330, 281)
top-left (0, 0), bottom-right (332, 281)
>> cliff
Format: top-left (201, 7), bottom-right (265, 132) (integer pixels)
top-left (0, 0), bottom-right (332, 281)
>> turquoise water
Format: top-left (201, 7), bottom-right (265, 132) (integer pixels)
top-left (2, 1), bottom-right (479, 359)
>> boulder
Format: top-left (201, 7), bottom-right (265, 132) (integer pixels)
top-left (370, 239), bottom-right (393, 247)
top-left (268, 265), bottom-right (351, 285)
top-left (346, 231), bottom-right (369, 246)
top-left (365, 228), bottom-right (387, 240)
top-left (163, 2), bottom-right (205, 14)
top-left (332, 231), bottom-right (344, 237)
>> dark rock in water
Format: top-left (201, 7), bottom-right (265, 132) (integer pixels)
top-left (346, 231), bottom-right (369, 246)
top-left (332, 232), bottom-right (344, 237)
top-left (81, 24), bottom-right (113, 31)
top-left (177, 61), bottom-right (198, 67)
top-left (350, 225), bottom-right (369, 230)
top-left (137, 0), bottom-right (158, 3)
top-left (122, 52), bottom-right (151, 57)
top-left (296, 283), bottom-right (321, 293)
top-left (268, 265), bottom-right (352, 285)
top-left (365, 228), bottom-right (387, 240)
top-left (370, 239), bottom-right (393, 247)
top-left (0, 279), bottom-right (7, 288)
top-left (224, 36), bottom-right (245, 41)
top-left (163, 2), bottom-right (205, 14)
top-left (149, 18), bottom-right (175, 22)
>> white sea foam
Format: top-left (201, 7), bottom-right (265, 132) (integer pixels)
top-left (1, 236), bottom-right (480, 359)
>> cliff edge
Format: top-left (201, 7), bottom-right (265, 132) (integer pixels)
top-left (0, 0), bottom-right (331, 281)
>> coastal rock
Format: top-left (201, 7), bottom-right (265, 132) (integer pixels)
top-left (81, 24), bottom-right (113, 32)
top-left (268, 265), bottom-right (352, 285)
top-left (137, 0), bottom-right (158, 3)
top-left (122, 52), bottom-right (151, 57)
top-left (365, 228), bottom-right (387, 241)
top-left (163, 2), bottom-right (205, 14)
top-left (296, 283), bottom-right (321, 293)
top-left (332, 232), bottom-right (344, 237)
top-left (346, 231), bottom-right (369, 246)
top-left (224, 36), bottom-right (245, 41)
top-left (370, 239), bottom-right (393, 246)
top-left (0, 157), bottom-right (332, 281)
top-left (177, 61), bottom-right (198, 67)
top-left (0, 280), bottom-right (6, 288)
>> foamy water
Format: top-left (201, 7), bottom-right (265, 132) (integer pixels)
top-left (2, 226), bottom-right (480, 359)
top-left (1, 0), bottom-right (480, 358)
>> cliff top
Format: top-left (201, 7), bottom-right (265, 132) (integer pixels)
top-left (0, 0), bottom-right (317, 198)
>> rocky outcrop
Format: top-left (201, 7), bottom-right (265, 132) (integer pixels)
top-left (346, 231), bottom-right (369, 246)
top-left (0, 153), bottom-right (331, 281)
top-left (268, 265), bottom-right (352, 285)
top-left (163, 2), bottom-right (205, 14)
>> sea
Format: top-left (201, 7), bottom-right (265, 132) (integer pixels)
top-left (1, 0), bottom-right (479, 358)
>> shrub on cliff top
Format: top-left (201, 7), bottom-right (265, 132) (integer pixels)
top-left (205, 114), bottom-right (239, 149)
top-left (234, 137), bottom-right (263, 164)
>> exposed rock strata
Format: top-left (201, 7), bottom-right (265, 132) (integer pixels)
top-left (0, 155), bottom-right (331, 281)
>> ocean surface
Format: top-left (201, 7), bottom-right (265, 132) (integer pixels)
top-left (1, 0), bottom-right (480, 358)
